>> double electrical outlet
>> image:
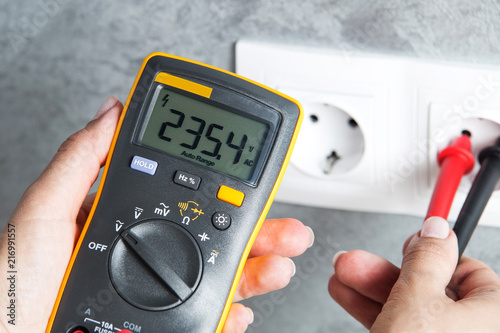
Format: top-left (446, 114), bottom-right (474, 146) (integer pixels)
top-left (236, 41), bottom-right (500, 227)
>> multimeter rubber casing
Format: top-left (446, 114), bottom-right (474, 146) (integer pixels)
top-left (46, 53), bottom-right (303, 333)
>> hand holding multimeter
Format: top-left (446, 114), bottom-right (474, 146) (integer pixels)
top-left (0, 54), bottom-right (312, 333)
top-left (39, 53), bottom-right (304, 333)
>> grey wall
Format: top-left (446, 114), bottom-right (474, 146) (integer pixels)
top-left (2, 1), bottom-right (500, 332)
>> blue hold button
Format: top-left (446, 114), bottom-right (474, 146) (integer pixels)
top-left (130, 155), bottom-right (158, 175)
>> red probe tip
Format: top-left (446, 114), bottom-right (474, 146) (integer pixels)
top-left (426, 133), bottom-right (475, 220)
top-left (437, 133), bottom-right (475, 173)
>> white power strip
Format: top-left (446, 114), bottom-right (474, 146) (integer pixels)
top-left (236, 40), bottom-right (500, 227)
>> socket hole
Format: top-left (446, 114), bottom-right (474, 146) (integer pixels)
top-left (348, 118), bottom-right (358, 128)
top-left (324, 151), bottom-right (341, 174)
top-left (461, 129), bottom-right (471, 137)
top-left (310, 114), bottom-right (319, 123)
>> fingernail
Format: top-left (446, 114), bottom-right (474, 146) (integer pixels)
top-left (306, 226), bottom-right (315, 248)
top-left (93, 95), bottom-right (119, 120)
top-left (286, 257), bottom-right (296, 277)
top-left (420, 216), bottom-right (450, 239)
top-left (246, 307), bottom-right (254, 325)
top-left (332, 250), bottom-right (347, 268)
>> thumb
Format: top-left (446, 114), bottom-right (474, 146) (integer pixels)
top-left (370, 217), bottom-right (459, 332)
top-left (397, 216), bottom-right (458, 300)
top-left (10, 96), bottom-right (123, 225)
top-left (0, 96), bottom-right (123, 331)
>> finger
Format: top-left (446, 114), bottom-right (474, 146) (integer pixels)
top-left (76, 192), bottom-right (97, 231)
top-left (400, 231), bottom-right (463, 298)
top-left (11, 96), bottom-right (123, 226)
top-left (328, 274), bottom-right (383, 329)
top-left (402, 232), bottom-right (418, 254)
top-left (444, 257), bottom-right (500, 333)
top-left (333, 250), bottom-right (400, 304)
top-left (394, 217), bottom-right (458, 300)
top-left (0, 96), bottom-right (122, 330)
top-left (248, 218), bottom-right (313, 258)
top-left (222, 303), bottom-right (254, 333)
top-left (450, 255), bottom-right (500, 300)
top-left (233, 254), bottom-right (295, 301)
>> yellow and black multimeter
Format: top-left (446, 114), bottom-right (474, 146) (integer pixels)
top-left (46, 53), bottom-right (303, 333)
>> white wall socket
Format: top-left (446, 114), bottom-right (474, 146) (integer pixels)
top-left (236, 40), bottom-right (500, 227)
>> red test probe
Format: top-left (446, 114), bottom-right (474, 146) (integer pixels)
top-left (425, 131), bottom-right (475, 220)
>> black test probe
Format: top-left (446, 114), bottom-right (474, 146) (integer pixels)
top-left (453, 137), bottom-right (500, 259)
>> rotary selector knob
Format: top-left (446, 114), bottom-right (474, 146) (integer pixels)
top-left (109, 220), bottom-right (202, 310)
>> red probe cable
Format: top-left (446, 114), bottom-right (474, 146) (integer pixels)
top-left (425, 132), bottom-right (475, 220)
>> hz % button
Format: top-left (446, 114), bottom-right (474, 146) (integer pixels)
top-left (174, 170), bottom-right (201, 190)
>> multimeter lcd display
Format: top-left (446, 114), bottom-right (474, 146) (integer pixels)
top-left (140, 87), bottom-right (270, 182)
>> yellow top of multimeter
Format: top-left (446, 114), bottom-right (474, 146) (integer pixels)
top-left (46, 53), bottom-right (303, 333)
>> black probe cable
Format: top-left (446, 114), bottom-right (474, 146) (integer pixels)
top-left (453, 137), bottom-right (500, 259)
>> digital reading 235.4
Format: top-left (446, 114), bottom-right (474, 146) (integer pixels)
top-left (140, 87), bottom-right (271, 182)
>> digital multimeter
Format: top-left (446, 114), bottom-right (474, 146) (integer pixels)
top-left (46, 53), bottom-right (303, 333)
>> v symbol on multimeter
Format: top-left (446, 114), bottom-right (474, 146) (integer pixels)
top-left (134, 207), bottom-right (143, 219)
top-left (115, 220), bottom-right (124, 232)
